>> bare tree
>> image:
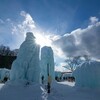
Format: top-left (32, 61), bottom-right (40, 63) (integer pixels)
top-left (83, 55), bottom-right (91, 61)
top-left (64, 55), bottom-right (91, 72)
top-left (64, 56), bottom-right (82, 72)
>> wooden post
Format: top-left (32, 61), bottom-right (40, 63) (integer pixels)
top-left (47, 63), bottom-right (51, 93)
top-left (47, 63), bottom-right (49, 76)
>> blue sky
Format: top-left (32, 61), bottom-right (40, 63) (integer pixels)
top-left (0, 0), bottom-right (100, 70)
top-left (0, 0), bottom-right (100, 34)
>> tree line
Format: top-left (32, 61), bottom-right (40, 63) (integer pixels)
top-left (0, 45), bottom-right (18, 69)
top-left (0, 45), bottom-right (18, 56)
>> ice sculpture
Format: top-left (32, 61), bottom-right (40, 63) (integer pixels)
top-left (10, 32), bottom-right (40, 83)
top-left (40, 46), bottom-right (55, 83)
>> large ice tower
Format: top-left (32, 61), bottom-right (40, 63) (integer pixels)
top-left (10, 32), bottom-right (40, 83)
top-left (41, 46), bottom-right (55, 83)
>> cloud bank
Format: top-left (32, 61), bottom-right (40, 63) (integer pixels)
top-left (52, 17), bottom-right (100, 60)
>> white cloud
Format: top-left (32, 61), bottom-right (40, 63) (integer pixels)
top-left (90, 16), bottom-right (99, 24)
top-left (6, 18), bottom-right (11, 22)
top-left (0, 11), bottom-right (37, 49)
top-left (0, 18), bottom-right (13, 43)
top-left (9, 11), bottom-right (38, 49)
top-left (12, 11), bottom-right (36, 36)
top-left (20, 11), bottom-right (36, 29)
top-left (53, 17), bottom-right (100, 60)
top-left (0, 19), bottom-right (4, 24)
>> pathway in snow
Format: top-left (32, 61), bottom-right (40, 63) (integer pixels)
top-left (0, 81), bottom-right (100, 100)
top-left (49, 81), bottom-right (100, 100)
top-left (41, 86), bottom-right (48, 100)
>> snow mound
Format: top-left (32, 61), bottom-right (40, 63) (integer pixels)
top-left (0, 82), bottom-right (44, 100)
top-left (0, 68), bottom-right (10, 81)
top-left (73, 60), bottom-right (100, 88)
top-left (10, 32), bottom-right (40, 83)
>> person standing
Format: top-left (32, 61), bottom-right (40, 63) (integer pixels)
top-left (41, 75), bottom-right (44, 84)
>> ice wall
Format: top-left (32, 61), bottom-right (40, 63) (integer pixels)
top-left (41, 46), bottom-right (55, 83)
top-left (73, 60), bottom-right (100, 88)
top-left (10, 32), bottom-right (40, 83)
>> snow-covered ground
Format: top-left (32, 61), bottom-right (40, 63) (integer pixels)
top-left (0, 81), bottom-right (100, 100)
